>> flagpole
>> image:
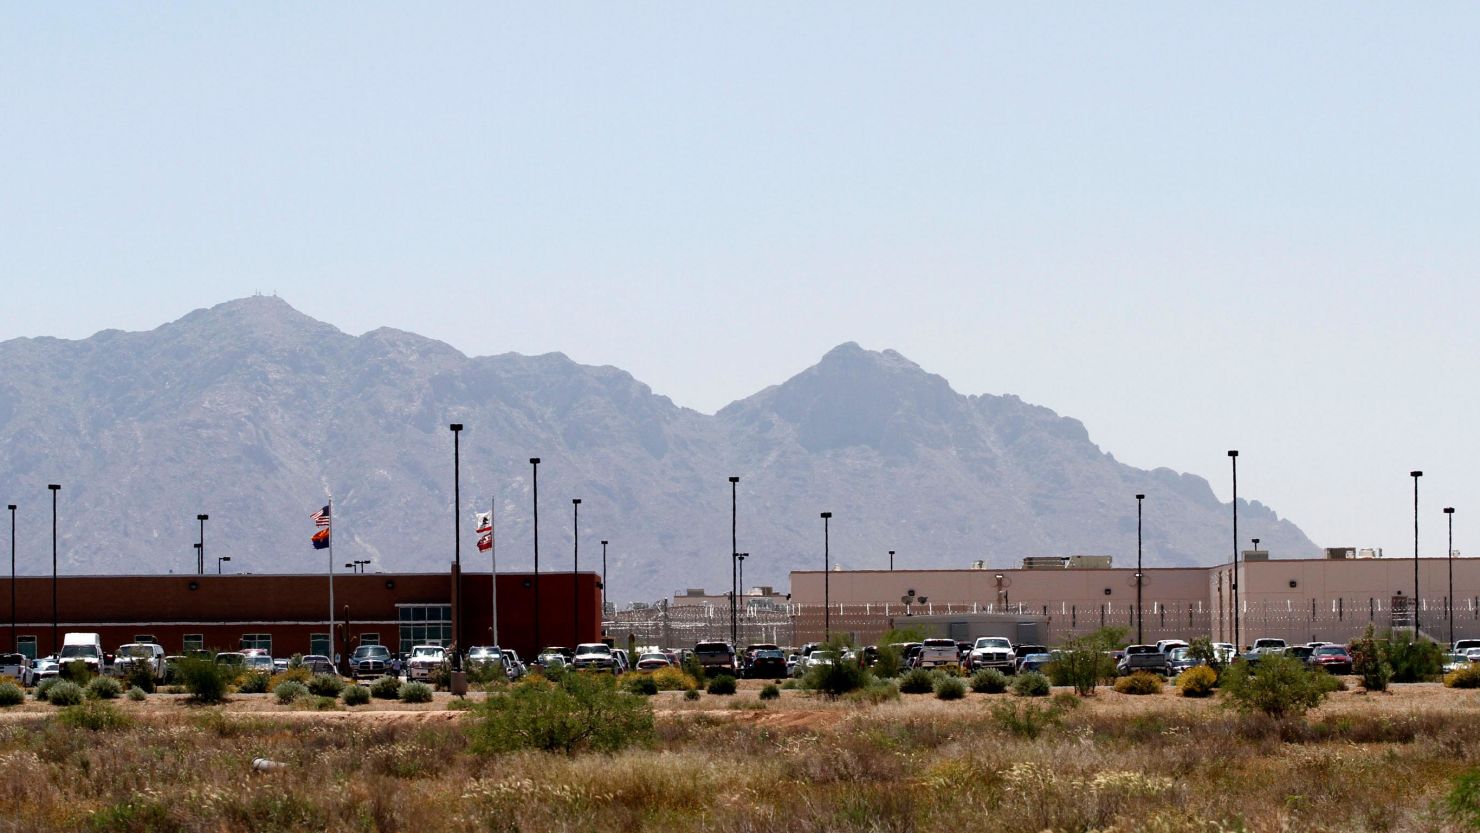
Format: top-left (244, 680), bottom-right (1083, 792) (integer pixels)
top-left (490, 496), bottom-right (499, 648)
top-left (327, 495), bottom-right (335, 670)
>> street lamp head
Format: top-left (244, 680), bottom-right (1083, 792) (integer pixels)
top-left (1446, 507), bottom-right (1456, 514)
top-left (1412, 471), bottom-right (1424, 478)
top-left (889, 550), bottom-right (895, 555)
top-left (1252, 538), bottom-right (1260, 546)
top-left (449, 423), bottom-right (463, 432)
top-left (47, 484), bottom-right (60, 491)
top-left (345, 563), bottom-right (354, 569)
top-left (1136, 494), bottom-right (1145, 500)
top-left (6, 505), bottom-right (14, 511)
top-left (221, 557), bottom-right (231, 563)
top-left (729, 476), bottom-right (740, 483)
top-left (820, 512), bottom-right (832, 519)
top-left (197, 514), bottom-right (208, 521)
top-left (572, 498), bottom-right (581, 505)
top-left (1227, 450), bottom-right (1238, 458)
top-left (529, 457), bottom-right (540, 465)
top-left (601, 540), bottom-right (608, 545)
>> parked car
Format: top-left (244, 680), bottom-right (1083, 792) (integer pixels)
top-left (613, 649), bottom-right (630, 675)
top-left (1252, 638), bottom-right (1287, 654)
top-left (917, 639), bottom-right (962, 669)
top-left (1285, 646), bottom-right (1316, 664)
top-left (535, 652), bottom-right (567, 670)
top-left (501, 649), bottom-right (526, 679)
top-left (1455, 639), bottom-right (1480, 655)
top-left (795, 650), bottom-right (838, 677)
top-left (1166, 646), bottom-right (1198, 675)
top-left (214, 652), bottom-right (247, 668)
top-left (1444, 652), bottom-right (1469, 675)
top-left (966, 637), bottom-right (1016, 673)
top-left (243, 653), bottom-right (274, 675)
top-left (635, 652), bottom-right (672, 671)
top-left (1212, 643), bottom-right (1238, 664)
top-left (406, 645), bottom-right (446, 681)
top-left (32, 657), bottom-right (59, 683)
top-left (745, 649), bottom-right (787, 679)
top-left (1117, 645), bottom-right (1169, 676)
top-left (301, 655), bottom-right (335, 675)
top-left (1308, 645), bottom-right (1353, 674)
top-left (694, 641), bottom-right (738, 673)
top-left (1156, 639), bottom-right (1190, 655)
top-left (0, 653), bottom-right (31, 685)
top-left (572, 643), bottom-right (618, 673)
top-left (1018, 652), bottom-right (1056, 674)
top-left (350, 644), bottom-right (392, 680)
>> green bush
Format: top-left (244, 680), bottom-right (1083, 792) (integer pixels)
top-left (899, 669), bottom-right (935, 694)
top-left (1176, 665), bottom-right (1218, 698)
top-left (845, 680), bottom-right (901, 705)
top-left (237, 672), bottom-right (271, 694)
top-left (370, 676), bottom-right (401, 699)
top-left (1447, 767), bottom-right (1480, 830)
top-left (1389, 632), bottom-right (1444, 683)
top-left (1352, 625), bottom-right (1393, 692)
top-left (681, 653), bottom-right (707, 684)
top-left (469, 671), bottom-right (654, 755)
top-left (1113, 671), bottom-right (1163, 695)
top-left (706, 675), bottom-right (737, 695)
top-left (1051, 627), bottom-right (1126, 695)
top-left (624, 674), bottom-right (659, 696)
top-left (47, 680), bottom-right (84, 706)
top-left (1447, 665), bottom-right (1480, 689)
top-left (57, 700), bottom-right (131, 731)
top-left (119, 660), bottom-right (156, 694)
top-left (35, 677), bottom-right (59, 701)
top-left (465, 661), bottom-right (506, 685)
top-left (1219, 653), bottom-right (1332, 718)
top-left (307, 674), bottom-right (346, 697)
top-left (806, 655), bottom-right (869, 699)
top-left (1012, 671), bottom-right (1051, 697)
top-left (274, 681), bottom-right (307, 704)
top-left (970, 669), bottom-right (1008, 694)
top-left (991, 700), bottom-right (1063, 739)
top-left (759, 683), bottom-right (780, 701)
top-left (342, 685), bottom-right (370, 706)
top-left (313, 696), bottom-right (339, 710)
top-left (60, 660), bottom-right (93, 684)
top-left (126, 686), bottom-right (147, 702)
top-left (934, 675), bottom-right (966, 700)
top-left (85, 675), bottom-right (122, 700)
top-left (176, 656), bottom-right (230, 704)
top-left (0, 682), bottom-right (22, 706)
top-left (399, 682), bottom-right (434, 703)
top-left (683, 688), bottom-right (700, 701)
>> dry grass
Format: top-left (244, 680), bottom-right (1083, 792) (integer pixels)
top-left (0, 681), bottom-right (1477, 831)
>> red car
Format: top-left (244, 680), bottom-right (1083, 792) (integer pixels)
top-left (1309, 645), bottom-right (1353, 674)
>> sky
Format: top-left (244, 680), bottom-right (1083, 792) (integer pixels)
top-left (3, 5), bottom-right (1478, 559)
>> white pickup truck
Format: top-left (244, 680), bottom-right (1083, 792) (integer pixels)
top-left (966, 636), bottom-right (1016, 672)
top-left (915, 638), bottom-right (962, 669)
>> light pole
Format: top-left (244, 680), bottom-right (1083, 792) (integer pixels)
top-left (450, 423), bottom-right (463, 671)
top-left (572, 498), bottom-right (581, 644)
top-left (821, 512), bottom-right (832, 641)
top-left (197, 514), bottom-right (208, 575)
top-left (1446, 507), bottom-right (1456, 647)
top-left (729, 476), bottom-right (739, 644)
top-left (8, 504), bottom-right (15, 652)
top-left (194, 543), bottom-right (201, 577)
top-left (217, 556), bottom-right (231, 574)
top-left (1136, 493), bottom-right (1145, 644)
top-left (1228, 451), bottom-right (1239, 650)
top-left (49, 484), bottom-right (59, 657)
top-left (738, 553), bottom-right (748, 623)
top-left (530, 458), bottom-right (541, 652)
top-left (1412, 470), bottom-right (1423, 636)
top-left (889, 550), bottom-right (895, 571)
top-left (600, 540), bottom-right (608, 615)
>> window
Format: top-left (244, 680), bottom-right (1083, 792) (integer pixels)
top-left (183, 634), bottom-right (204, 653)
top-left (133, 635), bottom-right (158, 645)
top-left (360, 633), bottom-right (380, 646)
top-left (396, 604), bottom-right (452, 654)
top-left (16, 636), bottom-right (36, 660)
top-left (240, 634), bottom-right (272, 653)
top-left (309, 633), bottom-right (331, 657)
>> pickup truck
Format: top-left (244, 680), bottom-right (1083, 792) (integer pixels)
top-left (1117, 644), bottom-right (1169, 676)
top-left (916, 639), bottom-right (961, 669)
top-left (693, 641), bottom-right (737, 673)
top-left (965, 637), bottom-right (1016, 673)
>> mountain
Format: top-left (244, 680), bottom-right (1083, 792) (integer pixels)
top-left (0, 297), bottom-right (1317, 601)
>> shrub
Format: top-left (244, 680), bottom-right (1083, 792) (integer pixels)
top-left (1114, 671), bottom-right (1164, 695)
top-left (35, 678), bottom-right (59, 701)
top-left (47, 680), bottom-right (84, 706)
top-left (759, 683), bottom-right (780, 701)
top-left (1447, 665), bottom-right (1480, 688)
top-left (0, 682), bottom-right (22, 706)
top-left (271, 667), bottom-right (312, 688)
top-left (1389, 632), bottom-right (1444, 683)
top-left (312, 696), bottom-right (339, 710)
top-left (237, 672), bottom-right (271, 694)
top-left (370, 676), bottom-right (402, 699)
top-left (274, 681), bottom-right (307, 704)
top-left (806, 657), bottom-right (868, 699)
top-left (85, 675), bottom-right (122, 700)
top-left (899, 669), bottom-right (935, 694)
top-left (624, 674), bottom-right (659, 696)
top-left (176, 656), bottom-right (230, 704)
top-left (60, 660), bottom-right (93, 684)
top-left (465, 661), bottom-right (505, 685)
top-left (1052, 627), bottom-right (1126, 695)
top-left (1447, 767), bottom-right (1480, 830)
top-left (1188, 637), bottom-right (1222, 669)
top-left (1176, 665), bottom-right (1218, 698)
top-left (342, 685), bottom-right (370, 706)
top-left (126, 686), bottom-right (147, 702)
top-left (1012, 671), bottom-right (1051, 697)
top-left (650, 666), bottom-right (699, 691)
top-left (934, 675), bottom-right (966, 700)
top-left (307, 674), bottom-right (346, 697)
top-left (469, 671), bottom-right (654, 755)
top-left (991, 700), bottom-right (1063, 739)
top-left (399, 682), bottom-right (434, 703)
top-left (970, 669), bottom-right (1008, 694)
top-left (1219, 653), bottom-right (1331, 718)
top-left (681, 653), bottom-right (707, 684)
top-left (57, 700), bottom-right (131, 731)
top-left (119, 660), bottom-right (156, 694)
top-left (1352, 625), bottom-right (1393, 692)
top-left (706, 675), bottom-right (737, 695)
top-left (683, 688), bottom-right (700, 701)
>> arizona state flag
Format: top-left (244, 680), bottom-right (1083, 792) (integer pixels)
top-left (311, 528), bottom-right (331, 550)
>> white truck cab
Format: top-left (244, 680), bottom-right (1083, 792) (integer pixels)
top-left (59, 632), bottom-right (104, 675)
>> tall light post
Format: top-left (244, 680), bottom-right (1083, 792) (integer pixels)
top-left (217, 555), bottom-right (231, 574)
top-left (1412, 470), bottom-right (1423, 636)
top-left (1446, 507), bottom-right (1456, 647)
top-left (572, 498), bottom-right (581, 644)
top-left (737, 553), bottom-right (748, 623)
top-left (889, 550), bottom-right (895, 571)
top-left (196, 514), bottom-right (208, 575)
top-left (530, 458), bottom-right (541, 651)
top-left (729, 476), bottom-right (739, 644)
top-left (821, 512), bottom-right (832, 641)
top-left (49, 484), bottom-right (59, 657)
top-left (193, 543), bottom-right (201, 574)
top-left (600, 540), bottom-right (609, 615)
top-left (450, 423), bottom-right (463, 671)
top-left (8, 504), bottom-right (15, 652)
top-left (1228, 450), bottom-right (1239, 650)
top-left (1136, 493), bottom-right (1145, 645)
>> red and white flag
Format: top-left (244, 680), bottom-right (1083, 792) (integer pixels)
top-left (476, 532), bottom-right (493, 552)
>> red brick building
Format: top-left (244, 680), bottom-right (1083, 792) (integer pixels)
top-left (2, 570), bottom-right (602, 662)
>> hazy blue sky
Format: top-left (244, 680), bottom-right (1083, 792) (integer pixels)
top-left (3, 6), bottom-right (1478, 559)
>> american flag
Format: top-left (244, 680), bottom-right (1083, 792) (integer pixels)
top-left (310, 505), bottom-right (331, 527)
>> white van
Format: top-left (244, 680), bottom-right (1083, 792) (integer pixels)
top-left (114, 643), bottom-right (167, 681)
top-left (59, 632), bottom-right (104, 675)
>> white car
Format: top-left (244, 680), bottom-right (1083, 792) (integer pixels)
top-left (113, 643), bottom-right (167, 681)
top-left (406, 645), bottom-right (446, 682)
top-left (966, 637), bottom-right (1015, 672)
top-left (0, 653), bottom-right (31, 686)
